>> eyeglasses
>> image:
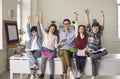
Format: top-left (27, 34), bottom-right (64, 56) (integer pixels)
top-left (63, 23), bottom-right (70, 25)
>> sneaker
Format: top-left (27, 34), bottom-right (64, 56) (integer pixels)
top-left (30, 64), bottom-right (39, 70)
top-left (76, 73), bottom-right (83, 79)
top-left (69, 71), bottom-right (75, 79)
top-left (91, 76), bottom-right (95, 79)
top-left (50, 75), bottom-right (54, 79)
top-left (39, 73), bottom-right (44, 79)
top-left (87, 57), bottom-right (92, 63)
top-left (30, 75), bottom-right (35, 79)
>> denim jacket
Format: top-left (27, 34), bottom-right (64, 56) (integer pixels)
top-left (26, 22), bottom-right (42, 51)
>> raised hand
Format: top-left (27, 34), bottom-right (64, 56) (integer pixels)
top-left (85, 9), bottom-right (90, 25)
top-left (74, 11), bottom-right (79, 21)
top-left (85, 9), bottom-right (90, 15)
top-left (38, 11), bottom-right (43, 24)
top-left (100, 10), bottom-right (104, 28)
top-left (100, 10), bottom-right (104, 17)
top-left (28, 16), bottom-right (31, 24)
top-left (35, 15), bottom-right (39, 23)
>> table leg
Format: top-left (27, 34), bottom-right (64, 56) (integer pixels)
top-left (20, 73), bottom-right (23, 79)
top-left (10, 72), bottom-right (13, 79)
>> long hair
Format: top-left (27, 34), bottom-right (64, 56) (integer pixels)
top-left (77, 25), bottom-right (87, 38)
top-left (47, 24), bottom-right (58, 35)
top-left (75, 25), bottom-right (87, 48)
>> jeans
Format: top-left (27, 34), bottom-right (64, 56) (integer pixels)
top-left (26, 50), bottom-right (41, 75)
top-left (89, 49), bottom-right (108, 76)
top-left (40, 47), bottom-right (55, 75)
top-left (75, 56), bottom-right (86, 73)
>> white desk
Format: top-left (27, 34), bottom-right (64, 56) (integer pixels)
top-left (9, 53), bottom-right (120, 79)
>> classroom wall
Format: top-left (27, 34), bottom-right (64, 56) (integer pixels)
top-left (37, 0), bottom-right (119, 53)
top-left (0, 0), bottom-right (17, 74)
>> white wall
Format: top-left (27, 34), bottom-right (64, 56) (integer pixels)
top-left (37, 0), bottom-right (119, 53)
top-left (0, 0), bottom-right (17, 74)
top-left (0, 0), bottom-right (2, 49)
top-left (2, 0), bottom-right (17, 20)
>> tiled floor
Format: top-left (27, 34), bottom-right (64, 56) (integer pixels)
top-left (0, 71), bottom-right (120, 79)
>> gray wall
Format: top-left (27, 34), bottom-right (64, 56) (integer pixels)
top-left (37, 0), bottom-right (119, 53)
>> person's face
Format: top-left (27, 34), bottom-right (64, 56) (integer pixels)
top-left (79, 26), bottom-right (85, 34)
top-left (92, 26), bottom-right (99, 33)
top-left (32, 31), bottom-right (38, 37)
top-left (63, 21), bottom-right (70, 28)
top-left (49, 26), bottom-right (55, 33)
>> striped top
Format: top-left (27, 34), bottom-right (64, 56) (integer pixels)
top-left (86, 25), bottom-right (103, 52)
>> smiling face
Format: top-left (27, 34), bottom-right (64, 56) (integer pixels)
top-left (92, 26), bottom-right (99, 34)
top-left (48, 24), bottom-right (57, 35)
top-left (63, 19), bottom-right (71, 29)
top-left (63, 21), bottom-right (70, 28)
top-left (32, 31), bottom-right (38, 37)
top-left (92, 22), bottom-right (100, 34)
top-left (79, 26), bottom-right (85, 34)
top-left (49, 26), bottom-right (55, 33)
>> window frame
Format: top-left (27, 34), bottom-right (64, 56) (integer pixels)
top-left (117, 1), bottom-right (120, 40)
top-left (17, 0), bottom-right (22, 30)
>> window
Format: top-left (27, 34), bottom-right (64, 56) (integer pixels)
top-left (17, 0), bottom-right (22, 30)
top-left (117, 0), bottom-right (120, 38)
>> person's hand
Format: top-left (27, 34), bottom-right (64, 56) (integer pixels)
top-left (100, 10), bottom-right (104, 17)
top-left (38, 11), bottom-right (43, 23)
top-left (60, 39), bottom-right (67, 44)
top-left (28, 16), bottom-right (31, 24)
top-left (74, 11), bottom-right (79, 21)
top-left (85, 9), bottom-right (90, 15)
top-left (35, 15), bottom-right (39, 23)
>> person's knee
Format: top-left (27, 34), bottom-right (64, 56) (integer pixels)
top-left (104, 50), bottom-right (108, 55)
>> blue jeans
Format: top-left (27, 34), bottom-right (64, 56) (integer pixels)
top-left (40, 47), bottom-right (56, 75)
top-left (26, 50), bottom-right (41, 75)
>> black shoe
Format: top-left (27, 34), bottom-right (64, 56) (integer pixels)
top-left (76, 78), bottom-right (80, 79)
top-left (50, 75), bottom-right (54, 79)
top-left (39, 73), bottom-right (44, 79)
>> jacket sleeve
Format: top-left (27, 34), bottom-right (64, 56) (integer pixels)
top-left (27, 23), bottom-right (32, 38)
top-left (86, 24), bottom-right (92, 34)
top-left (36, 22), bottom-right (42, 39)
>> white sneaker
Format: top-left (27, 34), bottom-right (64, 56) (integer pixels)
top-left (91, 76), bottom-right (95, 79)
top-left (30, 75), bottom-right (36, 79)
top-left (69, 71), bottom-right (75, 79)
top-left (76, 73), bottom-right (83, 78)
top-left (87, 57), bottom-right (92, 63)
top-left (30, 64), bottom-right (39, 70)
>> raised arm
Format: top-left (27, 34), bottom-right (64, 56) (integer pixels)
top-left (100, 10), bottom-right (104, 29)
top-left (35, 15), bottom-right (42, 38)
top-left (27, 16), bottom-right (32, 38)
top-left (85, 9), bottom-right (90, 25)
top-left (38, 12), bottom-right (47, 35)
top-left (74, 12), bottom-right (79, 37)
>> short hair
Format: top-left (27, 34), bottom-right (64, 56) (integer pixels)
top-left (92, 22), bottom-right (100, 27)
top-left (63, 19), bottom-right (71, 24)
top-left (30, 26), bottom-right (37, 32)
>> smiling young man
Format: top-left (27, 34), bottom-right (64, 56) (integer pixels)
top-left (58, 19), bottom-right (75, 79)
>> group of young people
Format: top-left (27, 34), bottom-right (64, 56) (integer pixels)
top-left (25, 9), bottom-right (108, 79)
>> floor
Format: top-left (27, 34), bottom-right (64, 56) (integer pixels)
top-left (0, 71), bottom-right (120, 79)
